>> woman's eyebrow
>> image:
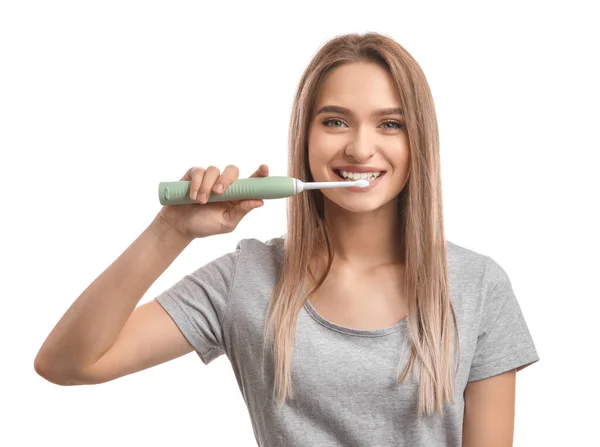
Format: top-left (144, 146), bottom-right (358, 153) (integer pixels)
top-left (314, 105), bottom-right (404, 117)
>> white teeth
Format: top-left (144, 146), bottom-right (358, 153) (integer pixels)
top-left (338, 170), bottom-right (382, 181)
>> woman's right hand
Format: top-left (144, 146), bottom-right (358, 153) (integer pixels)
top-left (156, 164), bottom-right (269, 240)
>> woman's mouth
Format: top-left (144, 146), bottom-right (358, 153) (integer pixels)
top-left (332, 169), bottom-right (386, 192)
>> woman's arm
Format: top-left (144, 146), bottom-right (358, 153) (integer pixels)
top-left (34, 216), bottom-right (193, 384)
top-left (462, 369), bottom-right (516, 447)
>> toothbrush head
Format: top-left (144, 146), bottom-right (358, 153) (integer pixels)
top-left (356, 179), bottom-right (369, 188)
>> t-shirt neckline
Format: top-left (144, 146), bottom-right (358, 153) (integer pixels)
top-left (302, 298), bottom-right (409, 337)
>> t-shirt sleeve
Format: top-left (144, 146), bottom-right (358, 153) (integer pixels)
top-left (154, 242), bottom-right (241, 365)
top-left (468, 256), bottom-right (540, 382)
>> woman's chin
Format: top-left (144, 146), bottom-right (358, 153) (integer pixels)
top-left (324, 195), bottom-right (386, 214)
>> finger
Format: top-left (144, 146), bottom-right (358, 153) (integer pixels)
top-left (225, 199), bottom-right (264, 225)
top-left (187, 167), bottom-right (206, 200)
top-left (197, 166), bottom-right (221, 203)
top-left (249, 164), bottom-right (269, 178)
top-left (181, 166), bottom-right (201, 182)
top-left (212, 165), bottom-right (240, 194)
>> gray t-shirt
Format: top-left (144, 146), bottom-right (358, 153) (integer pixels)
top-left (155, 236), bottom-right (539, 446)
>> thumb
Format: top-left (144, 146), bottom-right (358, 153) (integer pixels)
top-left (225, 199), bottom-right (264, 226)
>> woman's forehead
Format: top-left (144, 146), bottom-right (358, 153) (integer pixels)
top-left (314, 63), bottom-right (402, 115)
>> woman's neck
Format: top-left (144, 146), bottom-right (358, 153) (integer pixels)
top-left (320, 198), bottom-right (403, 269)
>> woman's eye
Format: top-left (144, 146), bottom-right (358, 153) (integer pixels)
top-left (323, 118), bottom-right (347, 128)
top-left (381, 120), bottom-right (403, 130)
top-left (323, 118), bottom-right (403, 130)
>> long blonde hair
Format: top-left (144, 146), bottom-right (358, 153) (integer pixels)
top-left (263, 32), bottom-right (459, 416)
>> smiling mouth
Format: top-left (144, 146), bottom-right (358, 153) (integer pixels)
top-left (333, 169), bottom-right (386, 182)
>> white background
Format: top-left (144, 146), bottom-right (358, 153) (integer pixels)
top-left (1, 1), bottom-right (598, 445)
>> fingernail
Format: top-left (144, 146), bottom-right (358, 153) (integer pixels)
top-left (199, 193), bottom-right (207, 202)
top-left (214, 183), bottom-right (223, 193)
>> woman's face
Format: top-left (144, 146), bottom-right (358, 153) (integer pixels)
top-left (307, 62), bottom-right (410, 213)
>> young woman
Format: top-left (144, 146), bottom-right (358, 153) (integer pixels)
top-left (34, 33), bottom-right (539, 446)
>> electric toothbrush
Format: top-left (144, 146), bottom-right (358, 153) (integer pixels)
top-left (158, 176), bottom-right (369, 205)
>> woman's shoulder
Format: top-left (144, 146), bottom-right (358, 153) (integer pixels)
top-left (227, 234), bottom-right (286, 276)
top-left (445, 239), bottom-right (519, 311)
top-left (235, 234), bottom-right (285, 258)
top-left (445, 239), bottom-right (517, 312)
top-left (446, 239), bottom-right (498, 281)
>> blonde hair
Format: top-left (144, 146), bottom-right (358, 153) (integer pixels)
top-left (263, 32), bottom-right (459, 416)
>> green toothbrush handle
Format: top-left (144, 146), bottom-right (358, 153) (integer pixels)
top-left (158, 176), bottom-right (297, 205)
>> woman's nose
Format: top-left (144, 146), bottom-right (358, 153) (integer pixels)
top-left (344, 128), bottom-right (376, 162)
